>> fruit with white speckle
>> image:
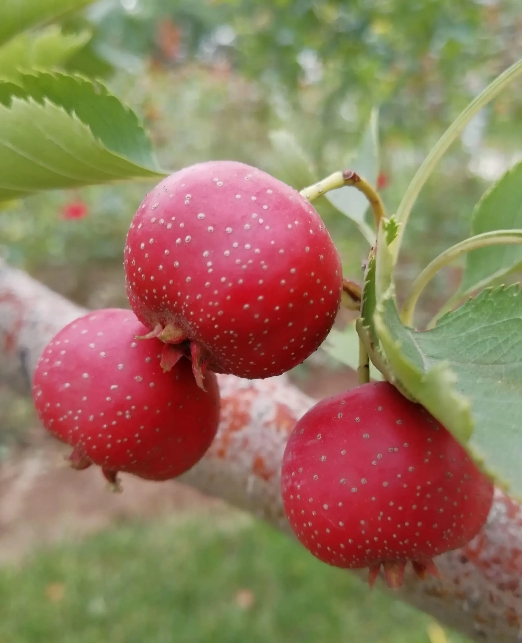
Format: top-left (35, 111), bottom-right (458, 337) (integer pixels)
top-left (124, 160), bottom-right (342, 386)
top-left (281, 381), bottom-right (494, 588)
top-left (32, 309), bottom-right (221, 486)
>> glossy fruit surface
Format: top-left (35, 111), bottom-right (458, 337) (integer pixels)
top-left (33, 309), bottom-right (220, 485)
top-left (281, 381), bottom-right (494, 588)
top-left (124, 160), bottom-right (342, 385)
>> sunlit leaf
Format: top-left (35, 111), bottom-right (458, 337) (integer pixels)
top-left (459, 161), bottom-right (522, 296)
top-left (324, 108), bottom-right (379, 245)
top-left (0, 26), bottom-right (90, 80)
top-left (375, 286), bottom-right (522, 497)
top-left (0, 0), bottom-right (95, 47)
top-left (268, 130), bottom-right (316, 190)
top-left (0, 72), bottom-right (164, 202)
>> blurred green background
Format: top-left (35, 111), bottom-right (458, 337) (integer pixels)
top-left (2, 0), bottom-right (522, 640)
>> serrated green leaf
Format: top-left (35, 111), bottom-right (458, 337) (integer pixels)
top-left (374, 286), bottom-right (522, 497)
top-left (268, 130), bottom-right (316, 190)
top-left (0, 26), bottom-right (90, 81)
top-left (0, 73), bottom-right (165, 201)
top-left (360, 249), bottom-right (378, 344)
top-left (322, 325), bottom-right (383, 380)
top-left (375, 217), bottom-right (400, 302)
top-left (0, 81), bottom-right (26, 106)
top-left (0, 0), bottom-right (95, 47)
top-left (19, 72), bottom-right (159, 169)
top-left (324, 108), bottom-right (379, 245)
top-left (459, 162), bottom-right (522, 297)
top-left (383, 217), bottom-right (399, 245)
top-left (359, 219), bottom-right (400, 383)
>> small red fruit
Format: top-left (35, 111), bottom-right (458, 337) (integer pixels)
top-left (124, 161), bottom-right (342, 386)
top-left (62, 200), bottom-right (88, 220)
top-left (376, 172), bottom-right (389, 190)
top-left (32, 309), bottom-right (220, 486)
top-left (281, 381), bottom-right (494, 589)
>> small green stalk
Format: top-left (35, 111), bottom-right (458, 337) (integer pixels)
top-left (301, 170), bottom-right (386, 231)
top-left (357, 331), bottom-right (370, 385)
top-left (393, 57), bottom-right (522, 262)
top-left (401, 230), bottom-right (522, 327)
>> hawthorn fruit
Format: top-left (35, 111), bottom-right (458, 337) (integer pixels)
top-left (281, 381), bottom-right (494, 588)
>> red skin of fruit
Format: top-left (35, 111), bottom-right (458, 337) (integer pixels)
top-left (32, 309), bottom-right (220, 485)
top-left (123, 160), bottom-right (342, 384)
top-left (281, 381), bottom-right (494, 589)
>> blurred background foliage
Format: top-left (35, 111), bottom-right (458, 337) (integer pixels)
top-left (3, 0), bottom-right (522, 300)
top-left (1, 0), bottom-right (522, 448)
top-left (1, 3), bottom-right (521, 640)
top-left (2, 0), bottom-right (522, 461)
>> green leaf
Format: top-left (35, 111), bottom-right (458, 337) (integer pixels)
top-left (0, 72), bottom-right (165, 201)
top-left (322, 325), bottom-right (383, 380)
top-left (459, 162), bottom-right (522, 297)
top-left (405, 230), bottom-right (522, 328)
top-left (375, 217), bottom-right (400, 302)
top-left (324, 108), bottom-right (379, 245)
top-left (359, 218), bottom-right (401, 384)
top-left (268, 130), bottom-right (316, 190)
top-left (360, 216), bottom-right (399, 351)
top-left (360, 249), bottom-right (378, 344)
top-left (0, 0), bottom-right (95, 47)
top-left (0, 26), bottom-right (90, 81)
top-left (374, 286), bottom-right (522, 497)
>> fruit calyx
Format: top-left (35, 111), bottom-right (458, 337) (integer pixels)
top-left (134, 320), bottom-right (212, 390)
top-left (368, 558), bottom-right (441, 590)
top-left (33, 308), bottom-right (221, 487)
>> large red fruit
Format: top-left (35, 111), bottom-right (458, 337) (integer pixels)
top-left (124, 161), bottom-right (342, 386)
top-left (281, 381), bottom-right (494, 588)
top-left (32, 309), bottom-right (220, 486)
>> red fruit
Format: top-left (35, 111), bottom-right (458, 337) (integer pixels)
top-left (124, 161), bottom-right (342, 386)
top-left (281, 381), bottom-right (494, 589)
top-left (62, 200), bottom-right (88, 220)
top-left (32, 309), bottom-right (220, 486)
top-left (376, 172), bottom-right (389, 190)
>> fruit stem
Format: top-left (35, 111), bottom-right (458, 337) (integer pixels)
top-left (356, 320), bottom-right (417, 401)
top-left (355, 319), bottom-right (389, 378)
top-left (357, 334), bottom-right (370, 385)
top-left (401, 230), bottom-right (522, 327)
top-left (300, 170), bottom-right (386, 230)
top-left (355, 318), bottom-right (372, 385)
top-left (341, 278), bottom-right (362, 311)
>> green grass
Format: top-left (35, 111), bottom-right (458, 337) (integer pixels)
top-left (0, 510), bottom-right (469, 643)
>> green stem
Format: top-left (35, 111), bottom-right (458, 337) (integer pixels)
top-left (394, 58), bottom-right (522, 259)
top-left (300, 170), bottom-right (386, 231)
top-left (355, 319), bottom-right (416, 401)
top-left (355, 319), bottom-right (383, 379)
top-left (355, 319), bottom-right (371, 385)
top-left (400, 230), bottom-right (522, 327)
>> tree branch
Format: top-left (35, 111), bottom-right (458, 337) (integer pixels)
top-left (1, 259), bottom-right (521, 642)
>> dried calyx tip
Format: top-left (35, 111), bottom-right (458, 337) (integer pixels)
top-left (68, 446), bottom-right (92, 470)
top-left (190, 342), bottom-right (210, 391)
top-left (135, 323), bottom-right (163, 340)
top-left (160, 344), bottom-right (183, 372)
top-left (367, 559), bottom-right (440, 590)
top-left (103, 468), bottom-right (123, 493)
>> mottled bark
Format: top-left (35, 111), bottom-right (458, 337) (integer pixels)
top-left (1, 259), bottom-right (521, 642)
